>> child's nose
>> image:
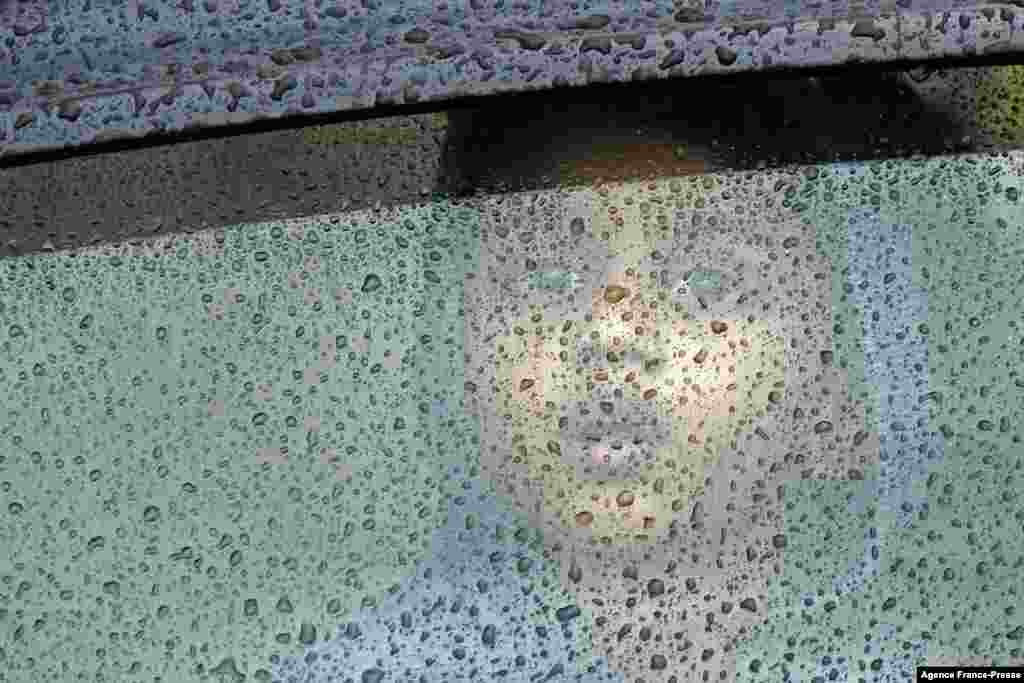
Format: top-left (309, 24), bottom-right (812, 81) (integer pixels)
top-left (582, 283), bottom-right (669, 381)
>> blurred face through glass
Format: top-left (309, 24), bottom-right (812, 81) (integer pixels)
top-left (463, 181), bottom-right (791, 547)
top-left (462, 174), bottom-right (879, 679)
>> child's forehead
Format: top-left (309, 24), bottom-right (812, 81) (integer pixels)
top-left (476, 186), bottom-right (740, 269)
top-left (480, 232), bottom-right (673, 274)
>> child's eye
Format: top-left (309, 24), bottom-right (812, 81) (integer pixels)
top-left (504, 267), bottom-right (585, 309)
top-left (686, 269), bottom-right (724, 291)
top-left (665, 268), bottom-right (724, 297)
top-left (665, 266), bottom-right (752, 317)
top-left (525, 270), bottom-right (580, 291)
top-left (670, 269), bottom-right (724, 298)
top-left (498, 265), bottom-right (591, 318)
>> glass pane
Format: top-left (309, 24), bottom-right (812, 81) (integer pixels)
top-left (1, 67), bottom-right (1022, 683)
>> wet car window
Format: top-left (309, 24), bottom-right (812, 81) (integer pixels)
top-left (1, 68), bottom-right (1023, 683)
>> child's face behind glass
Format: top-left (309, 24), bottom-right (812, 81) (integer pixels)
top-left (461, 176), bottom-right (879, 679)
top-left (463, 181), bottom-right (793, 545)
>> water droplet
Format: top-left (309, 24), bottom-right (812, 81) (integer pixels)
top-left (142, 505), bottom-right (161, 523)
top-left (361, 668), bottom-right (385, 683)
top-left (361, 274), bottom-right (382, 293)
top-left (604, 285), bottom-right (630, 304)
top-left (555, 605), bottom-right (581, 622)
